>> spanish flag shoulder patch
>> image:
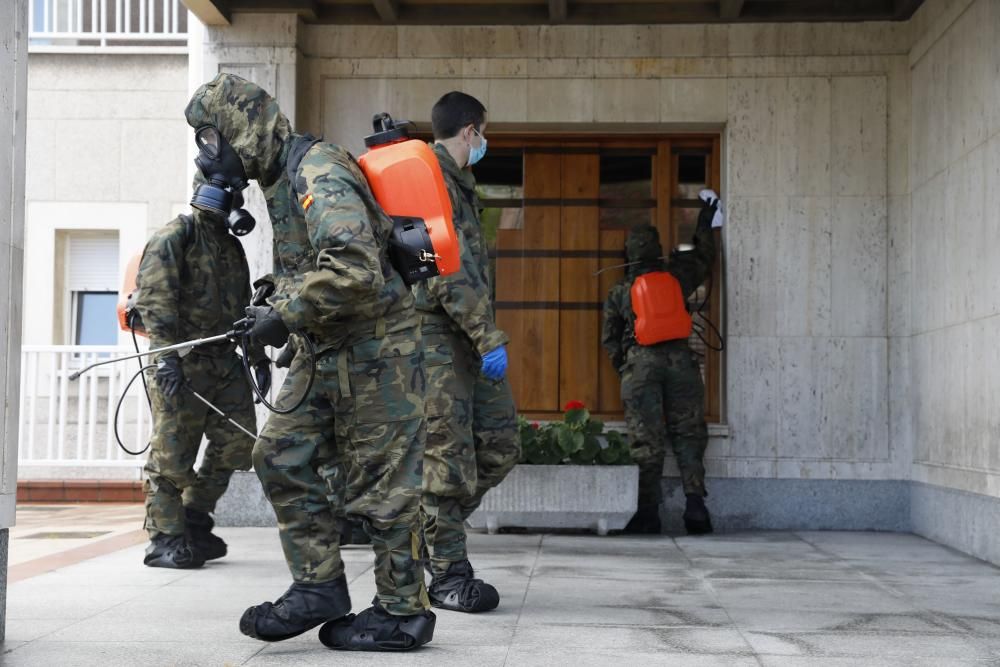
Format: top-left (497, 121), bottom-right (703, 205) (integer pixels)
top-left (302, 193), bottom-right (315, 211)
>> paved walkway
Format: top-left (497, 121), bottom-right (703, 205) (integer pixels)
top-left (4, 526), bottom-right (1000, 666)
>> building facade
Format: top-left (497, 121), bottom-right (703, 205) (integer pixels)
top-left (15, 0), bottom-right (1000, 568)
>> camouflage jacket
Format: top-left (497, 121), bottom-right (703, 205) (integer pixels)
top-left (265, 137), bottom-right (416, 348)
top-left (183, 73), bottom-right (415, 351)
top-left (133, 209), bottom-right (259, 359)
top-left (601, 218), bottom-right (716, 372)
top-left (410, 143), bottom-right (507, 357)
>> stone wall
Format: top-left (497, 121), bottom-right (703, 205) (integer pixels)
top-left (23, 53), bottom-right (190, 346)
top-left (296, 20), bottom-right (911, 488)
top-left (904, 0), bottom-right (1000, 563)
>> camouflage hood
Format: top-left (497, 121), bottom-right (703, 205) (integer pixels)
top-left (184, 73), bottom-right (291, 188)
top-left (625, 224), bottom-right (663, 275)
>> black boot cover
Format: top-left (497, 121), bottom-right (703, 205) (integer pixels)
top-left (184, 507), bottom-right (227, 560)
top-left (239, 574), bottom-right (352, 642)
top-left (624, 505), bottom-right (662, 534)
top-left (428, 560), bottom-right (500, 613)
top-left (683, 493), bottom-right (714, 535)
top-left (144, 534), bottom-right (206, 569)
top-left (318, 599), bottom-right (435, 651)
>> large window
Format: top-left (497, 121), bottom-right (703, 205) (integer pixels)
top-left (60, 231), bottom-right (120, 347)
top-left (475, 136), bottom-right (724, 422)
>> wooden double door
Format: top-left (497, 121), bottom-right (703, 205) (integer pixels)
top-left (475, 136), bottom-right (722, 421)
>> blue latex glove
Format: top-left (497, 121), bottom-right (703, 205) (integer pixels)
top-left (481, 346), bottom-right (508, 380)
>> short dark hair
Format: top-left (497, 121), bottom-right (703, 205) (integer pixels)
top-left (431, 91), bottom-right (487, 140)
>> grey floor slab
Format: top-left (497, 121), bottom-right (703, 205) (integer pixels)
top-left (6, 530), bottom-right (1000, 666)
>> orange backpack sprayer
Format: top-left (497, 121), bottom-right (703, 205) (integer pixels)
top-left (357, 113), bottom-right (461, 285)
top-left (117, 251), bottom-right (145, 336)
top-left (630, 271), bottom-right (692, 345)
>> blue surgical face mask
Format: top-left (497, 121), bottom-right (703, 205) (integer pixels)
top-left (468, 127), bottom-right (487, 166)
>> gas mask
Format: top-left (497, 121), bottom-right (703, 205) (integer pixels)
top-left (226, 189), bottom-right (256, 237)
top-left (190, 125), bottom-right (255, 236)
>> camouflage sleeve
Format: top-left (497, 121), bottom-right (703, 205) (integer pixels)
top-left (133, 222), bottom-right (186, 354)
top-left (602, 283), bottom-right (627, 373)
top-left (270, 152), bottom-right (385, 329)
top-left (426, 226), bottom-right (508, 357)
top-left (669, 209), bottom-right (717, 299)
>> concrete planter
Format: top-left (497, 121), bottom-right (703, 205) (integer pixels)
top-left (467, 464), bottom-right (639, 536)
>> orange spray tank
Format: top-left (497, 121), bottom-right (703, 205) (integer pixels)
top-left (116, 251), bottom-right (146, 336)
top-left (357, 113), bottom-right (460, 285)
top-left (630, 271), bottom-right (692, 345)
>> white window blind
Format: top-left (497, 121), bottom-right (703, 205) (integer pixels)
top-left (68, 232), bottom-right (119, 292)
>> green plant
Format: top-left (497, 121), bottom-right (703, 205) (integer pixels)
top-left (518, 401), bottom-right (632, 465)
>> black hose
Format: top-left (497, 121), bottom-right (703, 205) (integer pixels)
top-left (690, 272), bottom-right (725, 353)
top-left (239, 332), bottom-right (317, 414)
top-left (114, 364), bottom-right (156, 456)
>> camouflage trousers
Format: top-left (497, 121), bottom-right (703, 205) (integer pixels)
top-left (144, 352), bottom-right (256, 537)
top-left (419, 326), bottom-right (520, 576)
top-left (620, 342), bottom-right (708, 507)
top-left (252, 326), bottom-right (429, 616)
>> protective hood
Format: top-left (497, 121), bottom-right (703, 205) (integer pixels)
top-left (625, 223), bottom-right (663, 268)
top-left (184, 73), bottom-right (291, 188)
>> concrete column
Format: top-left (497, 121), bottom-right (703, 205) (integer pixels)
top-left (187, 12), bottom-right (302, 426)
top-left (186, 11), bottom-right (302, 288)
top-left (0, 0), bottom-right (29, 643)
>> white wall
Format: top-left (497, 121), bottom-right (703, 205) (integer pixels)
top-left (905, 0), bottom-right (1000, 499)
top-left (23, 53), bottom-right (191, 346)
top-left (294, 20), bottom-right (910, 484)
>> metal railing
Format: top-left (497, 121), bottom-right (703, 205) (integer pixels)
top-left (18, 345), bottom-right (152, 469)
top-left (29, 0), bottom-right (188, 51)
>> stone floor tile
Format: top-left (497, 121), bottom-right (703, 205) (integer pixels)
top-left (503, 647), bottom-right (760, 666)
top-left (0, 640), bottom-right (261, 667)
top-left (511, 625), bottom-right (755, 654)
top-left (744, 631), bottom-right (999, 659)
top-left (249, 643), bottom-right (510, 666)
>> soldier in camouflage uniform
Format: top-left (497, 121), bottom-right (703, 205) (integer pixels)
top-left (184, 73), bottom-right (435, 652)
top-left (601, 192), bottom-right (720, 535)
top-left (134, 192), bottom-right (268, 570)
top-left (415, 92), bottom-right (520, 613)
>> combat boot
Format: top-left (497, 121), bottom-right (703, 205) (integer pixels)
top-left (239, 574), bottom-right (352, 642)
top-left (144, 533), bottom-right (206, 569)
top-left (318, 598), bottom-right (435, 651)
top-left (683, 493), bottom-right (714, 535)
top-left (428, 559), bottom-right (499, 613)
top-left (624, 505), bottom-right (662, 534)
top-left (184, 507), bottom-right (227, 560)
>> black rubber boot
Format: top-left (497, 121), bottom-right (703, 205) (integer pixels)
top-left (683, 494), bottom-right (714, 535)
top-left (239, 574), bottom-right (352, 642)
top-left (144, 533), bottom-right (206, 569)
top-left (318, 599), bottom-right (435, 652)
top-left (624, 505), bottom-right (662, 534)
top-left (184, 507), bottom-right (227, 560)
top-left (428, 560), bottom-right (499, 613)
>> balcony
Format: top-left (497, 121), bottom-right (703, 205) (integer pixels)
top-left (29, 0), bottom-right (188, 53)
top-left (17, 345), bottom-right (152, 480)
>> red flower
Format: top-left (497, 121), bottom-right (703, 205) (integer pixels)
top-left (564, 400), bottom-right (586, 411)
top-left (530, 422), bottom-right (540, 430)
